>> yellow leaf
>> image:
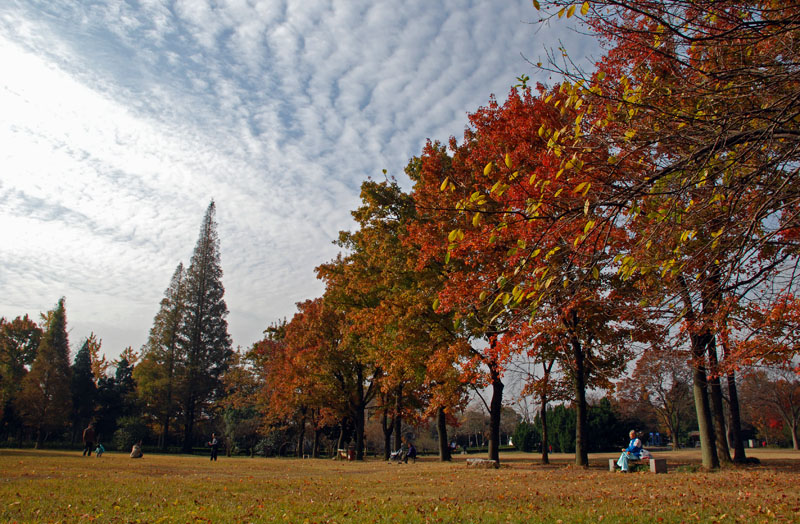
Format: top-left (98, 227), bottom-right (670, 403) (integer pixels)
top-left (573, 181), bottom-right (587, 194)
top-left (592, 266), bottom-right (599, 279)
top-left (558, 7), bottom-right (565, 18)
top-left (567, 5), bottom-right (576, 18)
top-left (432, 298), bottom-right (440, 311)
top-left (479, 291), bottom-right (487, 301)
top-left (505, 153), bottom-right (512, 168)
top-left (554, 188), bottom-right (563, 198)
top-left (584, 219), bottom-right (595, 234)
top-left (440, 177), bottom-right (450, 192)
top-left (484, 162), bottom-right (493, 175)
top-left (533, 0), bottom-right (540, 9)
top-left (544, 276), bottom-right (555, 288)
top-left (545, 246), bottom-right (560, 260)
top-left (581, 1), bottom-right (589, 15)
top-left (472, 212), bottom-right (482, 227)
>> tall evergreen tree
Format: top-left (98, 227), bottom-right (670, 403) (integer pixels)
top-left (177, 201), bottom-right (232, 451)
top-left (135, 262), bottom-right (186, 450)
top-left (17, 298), bottom-right (72, 448)
top-left (70, 339), bottom-right (98, 442)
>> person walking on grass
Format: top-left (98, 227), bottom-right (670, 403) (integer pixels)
top-left (82, 423), bottom-right (96, 457)
top-left (208, 433), bottom-right (219, 461)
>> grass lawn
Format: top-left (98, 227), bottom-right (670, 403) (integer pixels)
top-left (1, 448), bottom-right (798, 523)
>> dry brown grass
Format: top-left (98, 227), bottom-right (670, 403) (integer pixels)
top-left (1, 448), bottom-right (798, 523)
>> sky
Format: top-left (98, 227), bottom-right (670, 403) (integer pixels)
top-left (0, 0), bottom-right (596, 362)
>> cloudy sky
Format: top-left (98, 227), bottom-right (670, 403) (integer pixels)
top-left (0, 0), bottom-right (596, 361)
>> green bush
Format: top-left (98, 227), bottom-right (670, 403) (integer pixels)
top-left (112, 416), bottom-right (150, 451)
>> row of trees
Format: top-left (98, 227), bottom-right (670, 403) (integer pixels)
top-left (0, 202), bottom-right (232, 451)
top-left (2, 2), bottom-right (798, 467)
top-left (233, 0), bottom-right (799, 468)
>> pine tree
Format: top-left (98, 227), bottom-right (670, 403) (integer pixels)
top-left (17, 298), bottom-right (72, 448)
top-left (177, 201), bottom-right (232, 451)
top-left (70, 339), bottom-right (98, 442)
top-left (135, 262), bottom-right (186, 450)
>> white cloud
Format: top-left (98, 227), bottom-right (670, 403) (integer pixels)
top-left (0, 0), bottom-right (597, 358)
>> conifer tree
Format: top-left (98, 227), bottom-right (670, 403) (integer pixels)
top-left (17, 298), bottom-right (72, 448)
top-left (177, 201), bottom-right (232, 451)
top-left (136, 262), bottom-right (186, 450)
top-left (70, 339), bottom-right (98, 442)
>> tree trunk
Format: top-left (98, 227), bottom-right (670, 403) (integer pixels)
top-left (487, 370), bottom-right (504, 463)
top-left (296, 412), bottom-right (306, 458)
top-left (436, 406), bottom-right (451, 461)
top-left (182, 396), bottom-right (196, 453)
top-left (381, 409), bottom-right (393, 460)
top-left (313, 428), bottom-right (321, 458)
top-left (336, 418), bottom-right (348, 451)
top-left (706, 340), bottom-right (732, 464)
top-left (353, 402), bottom-right (366, 460)
top-left (393, 385), bottom-right (403, 452)
top-left (540, 391), bottom-right (550, 464)
top-left (679, 276), bottom-right (719, 469)
top-left (720, 338), bottom-right (747, 463)
top-left (162, 377), bottom-right (173, 452)
top-left (571, 335), bottom-right (589, 466)
top-left (791, 421), bottom-right (799, 450)
top-left (540, 359), bottom-right (554, 464)
top-left (726, 371), bottom-right (747, 462)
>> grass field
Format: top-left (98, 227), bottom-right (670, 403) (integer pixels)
top-left (1, 448), bottom-right (798, 523)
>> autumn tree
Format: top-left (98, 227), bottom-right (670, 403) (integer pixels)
top-left (84, 333), bottom-right (108, 383)
top-left (511, 0), bottom-right (800, 468)
top-left (16, 298), bottom-right (72, 448)
top-left (0, 315), bottom-right (42, 430)
top-left (325, 177), bottom-right (469, 461)
top-left (218, 348), bottom-right (262, 456)
top-left (409, 87), bottom-right (654, 465)
top-left (251, 323), bottom-right (331, 459)
top-left (176, 201), bottom-right (233, 451)
top-left (615, 348), bottom-right (695, 449)
top-left (136, 262), bottom-right (186, 450)
top-left (740, 366), bottom-right (800, 449)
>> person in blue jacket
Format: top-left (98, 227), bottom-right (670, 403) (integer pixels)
top-left (616, 430), bottom-right (642, 472)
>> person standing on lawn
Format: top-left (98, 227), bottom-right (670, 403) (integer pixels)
top-left (82, 423), bottom-right (96, 457)
top-left (208, 433), bottom-right (220, 461)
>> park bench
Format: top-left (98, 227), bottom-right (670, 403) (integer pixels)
top-left (609, 457), bottom-right (667, 473)
top-left (466, 458), bottom-right (499, 469)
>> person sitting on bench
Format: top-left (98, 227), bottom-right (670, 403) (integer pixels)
top-left (616, 430), bottom-right (641, 472)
